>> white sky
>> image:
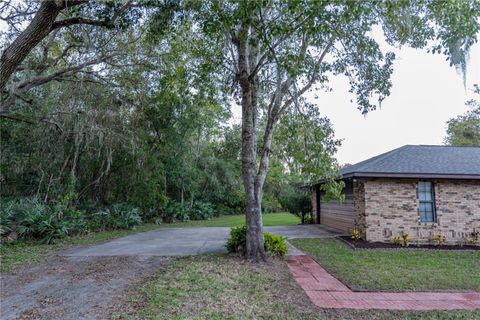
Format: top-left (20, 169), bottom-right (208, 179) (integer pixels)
top-left (305, 41), bottom-right (480, 165)
top-left (230, 38), bottom-right (480, 165)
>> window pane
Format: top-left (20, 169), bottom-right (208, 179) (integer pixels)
top-left (418, 182), bottom-right (426, 192)
top-left (419, 191), bottom-right (432, 201)
top-left (425, 211), bottom-right (434, 222)
top-left (419, 202), bottom-right (434, 222)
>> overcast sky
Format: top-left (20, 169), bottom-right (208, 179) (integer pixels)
top-left (304, 39), bottom-right (480, 165)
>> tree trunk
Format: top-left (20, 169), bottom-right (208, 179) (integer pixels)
top-left (0, 0), bottom-right (88, 111)
top-left (0, 2), bottom-right (61, 96)
top-left (237, 25), bottom-right (266, 262)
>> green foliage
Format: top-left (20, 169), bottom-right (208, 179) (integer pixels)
top-left (263, 232), bottom-right (288, 257)
top-left (0, 198), bottom-right (143, 244)
top-left (261, 195), bottom-right (283, 214)
top-left (225, 225), bottom-right (247, 254)
top-left (89, 204), bottom-right (143, 231)
top-left (351, 229), bottom-right (361, 241)
top-left (4, 198), bottom-right (69, 244)
top-left (445, 85), bottom-right (480, 146)
top-left (279, 186), bottom-right (311, 224)
top-left (191, 201), bottom-right (217, 220)
top-left (226, 226), bottom-right (288, 257)
top-left (401, 232), bottom-right (410, 247)
top-left (392, 236), bottom-right (401, 246)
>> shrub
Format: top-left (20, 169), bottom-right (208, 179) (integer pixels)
top-left (163, 202), bottom-right (190, 223)
top-left (392, 236), bottom-right (401, 246)
top-left (279, 188), bottom-right (311, 224)
top-left (401, 232), bottom-right (409, 247)
top-left (14, 198), bottom-right (69, 244)
top-left (263, 232), bottom-right (288, 257)
top-left (431, 233), bottom-right (446, 246)
top-left (108, 204), bottom-right (143, 229)
top-left (190, 201), bottom-right (217, 220)
top-left (225, 225), bottom-right (247, 253)
top-left (225, 226), bottom-right (288, 257)
top-left (470, 229), bottom-right (479, 245)
top-left (89, 204), bottom-right (143, 230)
top-left (63, 209), bottom-right (89, 235)
top-left (0, 200), bottom-right (15, 237)
top-left (0, 198), bottom-right (144, 243)
top-left (351, 229), bottom-right (360, 241)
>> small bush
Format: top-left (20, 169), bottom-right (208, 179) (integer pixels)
top-left (225, 225), bottom-right (247, 253)
top-left (190, 201), bottom-right (217, 220)
top-left (431, 233), bottom-right (446, 246)
top-left (15, 199), bottom-right (69, 244)
top-left (392, 236), bottom-right (401, 246)
top-left (109, 204), bottom-right (143, 229)
top-left (89, 204), bottom-right (143, 230)
top-left (401, 232), bottom-right (409, 247)
top-left (264, 232), bottom-right (288, 257)
top-left (351, 229), bottom-right (360, 241)
top-left (163, 202), bottom-right (190, 223)
top-left (470, 229), bottom-right (479, 245)
top-left (226, 226), bottom-right (288, 257)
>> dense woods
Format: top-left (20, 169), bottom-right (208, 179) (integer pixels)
top-left (1, 0), bottom-right (479, 260)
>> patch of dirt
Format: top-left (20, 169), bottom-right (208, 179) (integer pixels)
top-left (339, 235), bottom-right (480, 250)
top-left (0, 255), bottom-right (167, 320)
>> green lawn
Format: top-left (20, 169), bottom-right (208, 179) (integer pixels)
top-left (290, 238), bottom-right (480, 291)
top-left (157, 212), bottom-right (300, 228)
top-left (116, 254), bottom-right (480, 320)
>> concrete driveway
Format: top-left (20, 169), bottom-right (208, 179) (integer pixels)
top-left (63, 225), bottom-right (341, 257)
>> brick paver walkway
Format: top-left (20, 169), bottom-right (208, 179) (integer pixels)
top-left (287, 255), bottom-right (480, 310)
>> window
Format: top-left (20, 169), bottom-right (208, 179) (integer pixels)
top-left (417, 181), bottom-right (436, 223)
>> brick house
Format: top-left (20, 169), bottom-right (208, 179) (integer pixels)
top-left (311, 145), bottom-right (480, 244)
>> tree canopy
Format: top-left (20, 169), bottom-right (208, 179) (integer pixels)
top-left (445, 84), bottom-right (480, 146)
top-left (1, 0), bottom-right (479, 259)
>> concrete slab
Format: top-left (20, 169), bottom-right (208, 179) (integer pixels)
top-left (62, 225), bottom-right (341, 257)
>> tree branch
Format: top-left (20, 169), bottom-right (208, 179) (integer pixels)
top-left (15, 53), bottom-right (119, 93)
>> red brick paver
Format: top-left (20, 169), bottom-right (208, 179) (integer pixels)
top-left (286, 255), bottom-right (480, 310)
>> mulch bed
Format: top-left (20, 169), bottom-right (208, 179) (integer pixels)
top-left (338, 235), bottom-right (480, 251)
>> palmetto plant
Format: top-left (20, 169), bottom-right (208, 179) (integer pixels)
top-left (16, 199), bottom-right (69, 244)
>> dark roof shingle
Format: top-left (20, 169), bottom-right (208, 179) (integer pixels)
top-left (340, 145), bottom-right (480, 179)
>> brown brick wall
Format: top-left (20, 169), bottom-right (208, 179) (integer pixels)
top-left (311, 186), bottom-right (318, 224)
top-left (362, 179), bottom-right (480, 244)
top-left (353, 180), bottom-right (366, 238)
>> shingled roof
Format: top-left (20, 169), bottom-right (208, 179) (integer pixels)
top-left (339, 145), bottom-right (480, 180)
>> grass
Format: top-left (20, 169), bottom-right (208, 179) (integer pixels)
top-left (0, 213), bottom-right (299, 273)
top-left (290, 238), bottom-right (480, 291)
top-left (0, 223), bottom-right (161, 273)
top-left (117, 254), bottom-right (480, 320)
top-left (157, 212), bottom-right (300, 228)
